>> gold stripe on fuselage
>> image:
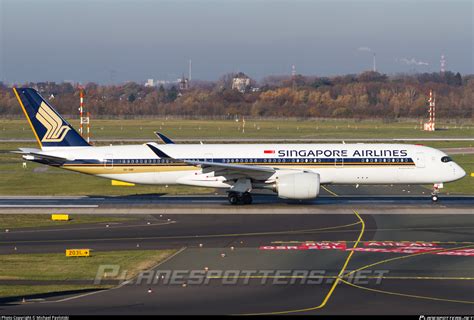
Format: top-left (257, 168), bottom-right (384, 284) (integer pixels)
top-left (62, 165), bottom-right (197, 175)
top-left (62, 162), bottom-right (415, 175)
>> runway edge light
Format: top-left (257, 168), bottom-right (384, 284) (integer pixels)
top-left (112, 180), bottom-right (136, 186)
top-left (52, 214), bottom-right (69, 221)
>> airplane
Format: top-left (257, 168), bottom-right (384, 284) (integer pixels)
top-left (12, 87), bottom-right (466, 205)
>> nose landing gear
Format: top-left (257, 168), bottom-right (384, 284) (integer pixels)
top-left (228, 192), bottom-right (253, 205)
top-left (431, 183), bottom-right (442, 202)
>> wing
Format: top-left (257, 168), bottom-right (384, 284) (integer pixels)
top-left (146, 143), bottom-right (276, 179)
top-left (186, 159), bottom-right (276, 181)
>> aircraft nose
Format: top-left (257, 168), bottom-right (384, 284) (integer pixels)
top-left (455, 164), bottom-right (466, 180)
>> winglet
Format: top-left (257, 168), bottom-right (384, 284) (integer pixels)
top-left (146, 143), bottom-right (172, 159)
top-left (154, 132), bottom-right (175, 144)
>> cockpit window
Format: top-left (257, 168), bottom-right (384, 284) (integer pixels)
top-left (441, 156), bottom-right (452, 163)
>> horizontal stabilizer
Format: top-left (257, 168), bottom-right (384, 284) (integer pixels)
top-left (12, 149), bottom-right (70, 166)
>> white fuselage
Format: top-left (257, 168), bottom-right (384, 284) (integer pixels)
top-left (38, 143), bottom-right (466, 190)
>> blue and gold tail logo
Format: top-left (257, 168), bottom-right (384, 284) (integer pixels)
top-left (35, 102), bottom-right (71, 142)
top-left (13, 87), bottom-right (90, 148)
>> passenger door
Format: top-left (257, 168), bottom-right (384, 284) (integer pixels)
top-left (104, 154), bottom-right (114, 169)
top-left (415, 153), bottom-right (425, 168)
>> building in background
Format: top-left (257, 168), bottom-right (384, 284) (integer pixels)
top-left (145, 79), bottom-right (154, 87)
top-left (232, 72), bottom-right (251, 93)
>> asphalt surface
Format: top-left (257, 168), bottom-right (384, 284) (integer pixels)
top-left (0, 184), bottom-right (473, 315)
top-left (0, 184), bottom-right (473, 215)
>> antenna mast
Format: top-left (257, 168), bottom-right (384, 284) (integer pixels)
top-left (373, 53), bottom-right (377, 72)
top-left (189, 59), bottom-right (192, 81)
top-left (79, 87), bottom-right (91, 143)
top-left (291, 64), bottom-right (296, 90)
top-left (440, 54), bottom-right (446, 74)
top-left (423, 90), bottom-right (436, 132)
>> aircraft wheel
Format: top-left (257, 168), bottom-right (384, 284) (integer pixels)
top-left (431, 194), bottom-right (439, 202)
top-left (242, 193), bottom-right (253, 205)
top-left (228, 192), bottom-right (240, 205)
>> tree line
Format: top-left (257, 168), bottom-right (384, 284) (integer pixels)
top-left (0, 71), bottom-right (472, 120)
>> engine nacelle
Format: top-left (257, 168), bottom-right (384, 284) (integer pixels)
top-left (275, 172), bottom-right (320, 200)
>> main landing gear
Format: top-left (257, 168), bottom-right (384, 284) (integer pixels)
top-left (228, 192), bottom-right (253, 205)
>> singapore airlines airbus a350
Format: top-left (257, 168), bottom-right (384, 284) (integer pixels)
top-left (13, 88), bottom-right (466, 204)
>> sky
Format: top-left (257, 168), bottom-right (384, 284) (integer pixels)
top-left (1, 0), bottom-right (473, 84)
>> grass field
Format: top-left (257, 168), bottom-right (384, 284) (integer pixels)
top-left (0, 250), bottom-right (176, 281)
top-left (1, 118), bottom-right (473, 141)
top-left (0, 249), bottom-right (176, 298)
top-left (0, 214), bottom-right (139, 229)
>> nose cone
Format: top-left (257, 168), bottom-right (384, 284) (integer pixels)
top-left (454, 164), bottom-right (466, 180)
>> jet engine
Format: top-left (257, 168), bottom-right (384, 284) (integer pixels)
top-left (275, 172), bottom-right (320, 199)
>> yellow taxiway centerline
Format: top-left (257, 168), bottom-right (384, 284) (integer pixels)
top-left (241, 186), bottom-right (365, 315)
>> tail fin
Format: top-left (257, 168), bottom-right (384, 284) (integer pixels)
top-left (13, 88), bottom-right (90, 148)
